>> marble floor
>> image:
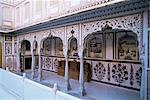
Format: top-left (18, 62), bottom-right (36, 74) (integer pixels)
top-left (24, 69), bottom-right (141, 100)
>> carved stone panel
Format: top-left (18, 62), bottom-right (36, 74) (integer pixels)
top-left (66, 25), bottom-right (79, 40)
top-left (5, 43), bottom-right (12, 55)
top-left (90, 60), bottom-right (141, 89)
top-left (112, 63), bottom-right (128, 84)
top-left (14, 42), bottom-right (17, 54)
top-left (94, 62), bottom-right (106, 81)
top-left (5, 36), bottom-right (12, 41)
top-left (6, 56), bottom-right (17, 71)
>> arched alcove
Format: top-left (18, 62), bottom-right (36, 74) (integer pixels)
top-left (68, 37), bottom-right (78, 57)
top-left (21, 40), bottom-right (31, 54)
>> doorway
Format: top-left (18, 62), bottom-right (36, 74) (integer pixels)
top-left (25, 57), bottom-right (32, 70)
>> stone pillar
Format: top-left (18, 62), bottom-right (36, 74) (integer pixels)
top-left (64, 51), bottom-right (71, 91)
top-left (38, 49), bottom-right (42, 81)
top-left (31, 48), bottom-right (35, 79)
top-left (79, 52), bottom-right (86, 96)
top-left (64, 26), bottom-right (71, 91)
top-left (140, 11), bottom-right (148, 100)
top-left (17, 48), bottom-right (21, 73)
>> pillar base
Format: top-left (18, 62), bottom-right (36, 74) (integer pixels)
top-left (31, 75), bottom-right (34, 80)
top-left (38, 74), bottom-right (42, 81)
top-left (79, 86), bottom-right (86, 96)
top-left (65, 80), bottom-right (71, 91)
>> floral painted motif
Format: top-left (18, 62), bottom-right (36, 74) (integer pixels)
top-left (112, 64), bottom-right (128, 84)
top-left (94, 62), bottom-right (106, 81)
top-left (135, 67), bottom-right (142, 86)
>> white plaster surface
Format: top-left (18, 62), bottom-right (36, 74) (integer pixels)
top-left (0, 85), bottom-right (21, 100)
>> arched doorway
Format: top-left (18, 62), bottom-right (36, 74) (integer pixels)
top-left (0, 42), bottom-right (2, 68)
top-left (21, 40), bottom-right (31, 71)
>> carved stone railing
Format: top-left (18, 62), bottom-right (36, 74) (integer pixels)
top-left (85, 58), bottom-right (142, 90)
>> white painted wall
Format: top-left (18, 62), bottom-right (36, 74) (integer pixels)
top-left (0, 3), bottom-right (14, 29)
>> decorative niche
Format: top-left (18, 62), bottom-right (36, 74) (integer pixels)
top-left (117, 32), bottom-right (138, 60)
top-left (68, 37), bottom-right (78, 57)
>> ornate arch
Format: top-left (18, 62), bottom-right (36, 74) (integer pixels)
top-left (17, 33), bottom-right (33, 49)
top-left (38, 27), bottom-right (65, 49)
top-left (18, 39), bottom-right (31, 50)
top-left (51, 27), bottom-right (65, 44)
top-left (81, 14), bottom-right (142, 51)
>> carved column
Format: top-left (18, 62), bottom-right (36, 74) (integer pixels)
top-left (17, 47), bottom-right (21, 73)
top-left (79, 52), bottom-right (86, 96)
top-left (140, 11), bottom-right (148, 100)
top-left (64, 26), bottom-right (71, 91)
top-left (79, 23), bottom-right (86, 96)
top-left (31, 47), bottom-right (35, 79)
top-left (64, 51), bottom-right (71, 91)
top-left (38, 48), bottom-right (42, 81)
